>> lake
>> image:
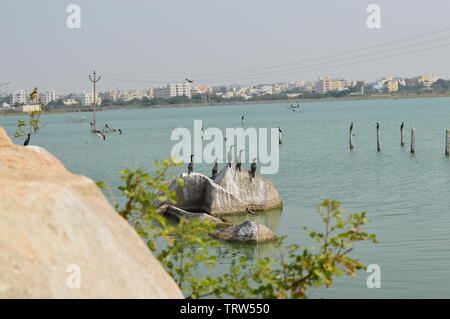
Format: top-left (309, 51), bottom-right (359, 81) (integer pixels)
top-left (3, 97), bottom-right (450, 298)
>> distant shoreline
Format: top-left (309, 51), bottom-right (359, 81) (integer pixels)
top-left (3, 92), bottom-right (450, 117)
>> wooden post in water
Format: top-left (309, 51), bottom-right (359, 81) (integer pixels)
top-left (445, 130), bottom-right (450, 156)
top-left (400, 122), bottom-right (405, 146)
top-left (410, 128), bottom-right (416, 154)
top-left (349, 122), bottom-right (354, 150)
top-left (376, 122), bottom-right (380, 152)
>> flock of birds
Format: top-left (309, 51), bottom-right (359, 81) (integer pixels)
top-left (90, 122), bottom-right (123, 141)
top-left (187, 114), bottom-right (283, 180)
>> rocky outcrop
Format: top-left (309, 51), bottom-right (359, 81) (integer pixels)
top-left (213, 221), bottom-right (276, 243)
top-left (171, 166), bottom-right (282, 216)
top-left (157, 204), bottom-right (230, 226)
top-left (0, 128), bottom-right (182, 299)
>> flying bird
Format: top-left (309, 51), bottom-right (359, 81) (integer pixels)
top-left (23, 133), bottom-right (31, 146)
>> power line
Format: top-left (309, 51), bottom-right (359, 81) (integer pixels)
top-left (99, 26), bottom-right (450, 81)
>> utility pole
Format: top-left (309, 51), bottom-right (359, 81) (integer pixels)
top-left (88, 71), bottom-right (101, 132)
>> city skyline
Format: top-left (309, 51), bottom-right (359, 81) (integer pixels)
top-left (2, 0), bottom-right (450, 93)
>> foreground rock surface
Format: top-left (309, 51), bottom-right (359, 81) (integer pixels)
top-left (0, 128), bottom-right (182, 299)
top-left (171, 166), bottom-right (282, 216)
top-left (213, 221), bottom-right (276, 243)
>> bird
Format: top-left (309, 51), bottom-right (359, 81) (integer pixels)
top-left (250, 158), bottom-right (257, 178)
top-left (236, 150), bottom-right (243, 171)
top-left (23, 133), bottom-right (31, 146)
top-left (211, 160), bottom-right (218, 178)
top-left (241, 115), bottom-right (245, 125)
top-left (278, 127), bottom-right (283, 145)
top-left (185, 78), bottom-right (193, 83)
top-left (187, 154), bottom-right (194, 175)
top-left (118, 129), bottom-right (123, 134)
top-left (227, 145), bottom-right (234, 167)
top-left (105, 123), bottom-right (109, 129)
top-left (95, 130), bottom-right (106, 141)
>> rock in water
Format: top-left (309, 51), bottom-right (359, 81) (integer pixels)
top-left (0, 127), bottom-right (182, 299)
top-left (170, 166), bottom-right (283, 216)
top-left (214, 221), bottom-right (276, 243)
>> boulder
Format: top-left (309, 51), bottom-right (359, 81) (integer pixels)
top-left (0, 127), bottom-right (182, 299)
top-left (157, 204), bottom-right (230, 226)
top-left (171, 166), bottom-right (282, 216)
top-left (213, 221), bottom-right (276, 243)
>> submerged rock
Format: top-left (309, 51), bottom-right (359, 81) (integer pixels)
top-left (213, 221), bottom-right (276, 243)
top-left (0, 128), bottom-right (182, 299)
top-left (171, 166), bottom-right (282, 216)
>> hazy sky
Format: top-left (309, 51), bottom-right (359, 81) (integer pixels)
top-left (2, 0), bottom-right (450, 93)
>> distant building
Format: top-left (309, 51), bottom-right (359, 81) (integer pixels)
top-left (10, 89), bottom-right (27, 105)
top-left (386, 80), bottom-right (399, 92)
top-left (168, 83), bottom-right (191, 98)
top-left (40, 90), bottom-right (56, 105)
top-left (82, 92), bottom-right (102, 106)
top-left (192, 85), bottom-right (212, 95)
top-left (417, 74), bottom-right (438, 87)
top-left (317, 77), bottom-right (333, 93)
top-left (14, 104), bottom-right (42, 112)
top-left (154, 83), bottom-right (192, 99)
top-left (63, 99), bottom-right (78, 105)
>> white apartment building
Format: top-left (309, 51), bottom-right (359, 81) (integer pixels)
top-left (40, 90), bottom-right (56, 105)
top-left (10, 89), bottom-right (27, 105)
top-left (82, 92), bottom-right (102, 106)
top-left (154, 83), bottom-right (192, 99)
top-left (168, 83), bottom-right (191, 98)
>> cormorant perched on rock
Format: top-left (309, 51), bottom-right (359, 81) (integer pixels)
top-left (23, 133), bottom-right (31, 146)
top-left (188, 154), bottom-right (194, 175)
top-left (227, 145), bottom-right (234, 167)
top-left (250, 158), bottom-right (257, 178)
top-left (211, 160), bottom-right (218, 178)
top-left (236, 150), bottom-right (243, 171)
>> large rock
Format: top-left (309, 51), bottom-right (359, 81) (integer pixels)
top-left (171, 166), bottom-right (282, 216)
top-left (213, 221), bottom-right (276, 243)
top-left (0, 128), bottom-right (182, 299)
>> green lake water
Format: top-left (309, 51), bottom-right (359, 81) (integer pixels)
top-left (3, 97), bottom-right (450, 298)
